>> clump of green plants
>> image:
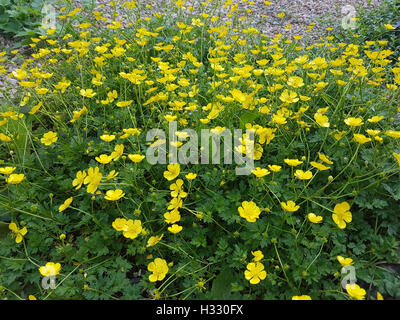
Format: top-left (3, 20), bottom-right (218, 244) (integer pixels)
top-left (0, 0), bottom-right (47, 43)
top-left (0, 0), bottom-right (399, 300)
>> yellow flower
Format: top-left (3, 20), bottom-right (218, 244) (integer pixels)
top-left (238, 201), bottom-right (261, 222)
top-left (104, 189), bottom-right (125, 201)
top-left (292, 295), bottom-right (312, 300)
top-left (385, 130), bottom-right (400, 138)
top-left (72, 170), bottom-right (86, 190)
top-left (146, 234), bottom-right (164, 247)
top-left (111, 144), bottom-right (124, 161)
top-left (35, 88), bottom-right (49, 95)
top-left (367, 115), bottom-right (384, 123)
top-left (294, 170), bottom-right (313, 180)
top-left (281, 200), bottom-right (300, 212)
top-left (112, 218), bottom-right (127, 231)
top-left (128, 154), bottom-right (145, 163)
top-left (39, 262), bottom-right (61, 277)
top-left (393, 153), bottom-right (400, 166)
top-left (28, 295), bottom-right (37, 300)
top-left (384, 24), bottom-right (395, 30)
top-left (0, 166), bottom-right (16, 175)
top-left (251, 250), bottom-right (264, 262)
top-left (353, 133), bottom-right (371, 144)
top-left (122, 219), bottom-right (142, 239)
top-left (164, 209), bottom-right (181, 224)
top-left (9, 222), bottom-right (27, 243)
top-left (58, 197), bottom-right (73, 212)
top-left (344, 117), bottom-right (364, 127)
top-left (80, 88), bottom-right (96, 98)
top-left (268, 164), bottom-right (282, 172)
top-left (5, 173), bottom-right (25, 184)
top-left (332, 201), bottom-right (352, 229)
top-left (167, 197), bottom-right (183, 210)
top-left (168, 224), bottom-right (183, 234)
top-left (287, 76), bottom-right (304, 88)
top-left (116, 100), bottom-right (133, 107)
top-left (279, 89), bottom-right (299, 104)
top-left (29, 102), bottom-right (43, 115)
top-left (163, 163), bottom-right (180, 181)
top-left (251, 167), bottom-right (271, 178)
top-left (346, 283), bottom-right (366, 300)
top-left (164, 115), bottom-right (177, 122)
top-left (41, 131), bottom-right (58, 146)
top-left (284, 158), bottom-right (303, 167)
top-left (148, 258), bottom-right (169, 282)
top-left (170, 179), bottom-right (187, 198)
top-left (318, 152), bottom-right (333, 164)
top-left (84, 167), bottom-right (102, 186)
top-left (244, 262), bottom-right (267, 284)
top-left (185, 173), bottom-right (197, 180)
top-left (314, 112), bottom-right (330, 128)
top-left (100, 134), bottom-right (115, 142)
top-left (106, 170), bottom-right (119, 180)
top-left (310, 161), bottom-right (330, 171)
top-left (307, 213), bottom-right (323, 223)
top-left (377, 292), bottom-right (384, 300)
top-left (337, 255), bottom-right (354, 266)
top-left (95, 154), bottom-right (113, 164)
top-left (0, 133), bottom-right (11, 142)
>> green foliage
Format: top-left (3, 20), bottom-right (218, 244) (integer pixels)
top-left (0, 0), bottom-right (45, 41)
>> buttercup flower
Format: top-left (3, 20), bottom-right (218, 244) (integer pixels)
top-left (72, 171), bottom-right (86, 190)
top-left (168, 224), bottom-right (183, 234)
top-left (5, 173), bottom-right (25, 184)
top-left (251, 167), bottom-right (270, 178)
top-left (244, 262), bottom-right (267, 284)
top-left (0, 166), bottom-right (16, 175)
top-left (163, 163), bottom-right (180, 181)
top-left (58, 197), bottom-right (73, 212)
top-left (294, 170), bottom-right (312, 180)
top-left (281, 201), bottom-right (300, 212)
top-left (307, 213), bottom-right (323, 223)
top-left (39, 262), bottom-right (61, 277)
top-left (251, 250), bottom-right (264, 262)
top-left (337, 255), bottom-right (354, 266)
top-left (332, 201), bottom-right (352, 229)
top-left (164, 210), bottom-right (181, 224)
top-left (41, 131), bottom-right (58, 146)
top-left (292, 295), bottom-right (312, 300)
top-left (238, 201), bottom-right (261, 222)
top-left (104, 189), bottom-right (125, 201)
top-left (353, 133), bottom-right (371, 144)
top-left (346, 283), bottom-right (366, 300)
top-left (112, 218), bottom-right (127, 231)
top-left (147, 234), bottom-right (164, 247)
top-left (393, 153), bottom-right (400, 166)
top-left (122, 219), bottom-right (142, 239)
top-left (128, 154), bottom-right (145, 163)
top-left (284, 158), bottom-right (303, 167)
top-left (9, 222), bottom-right (27, 243)
top-left (148, 258), bottom-right (169, 282)
top-left (344, 117), bottom-right (364, 127)
top-left (310, 162), bottom-right (330, 171)
top-left (185, 173), bottom-right (197, 180)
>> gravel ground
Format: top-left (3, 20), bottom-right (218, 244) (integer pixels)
top-left (83, 0), bottom-right (381, 40)
top-left (0, 0), bottom-right (382, 95)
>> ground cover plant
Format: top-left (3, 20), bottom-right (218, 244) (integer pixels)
top-left (0, 0), bottom-right (399, 300)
